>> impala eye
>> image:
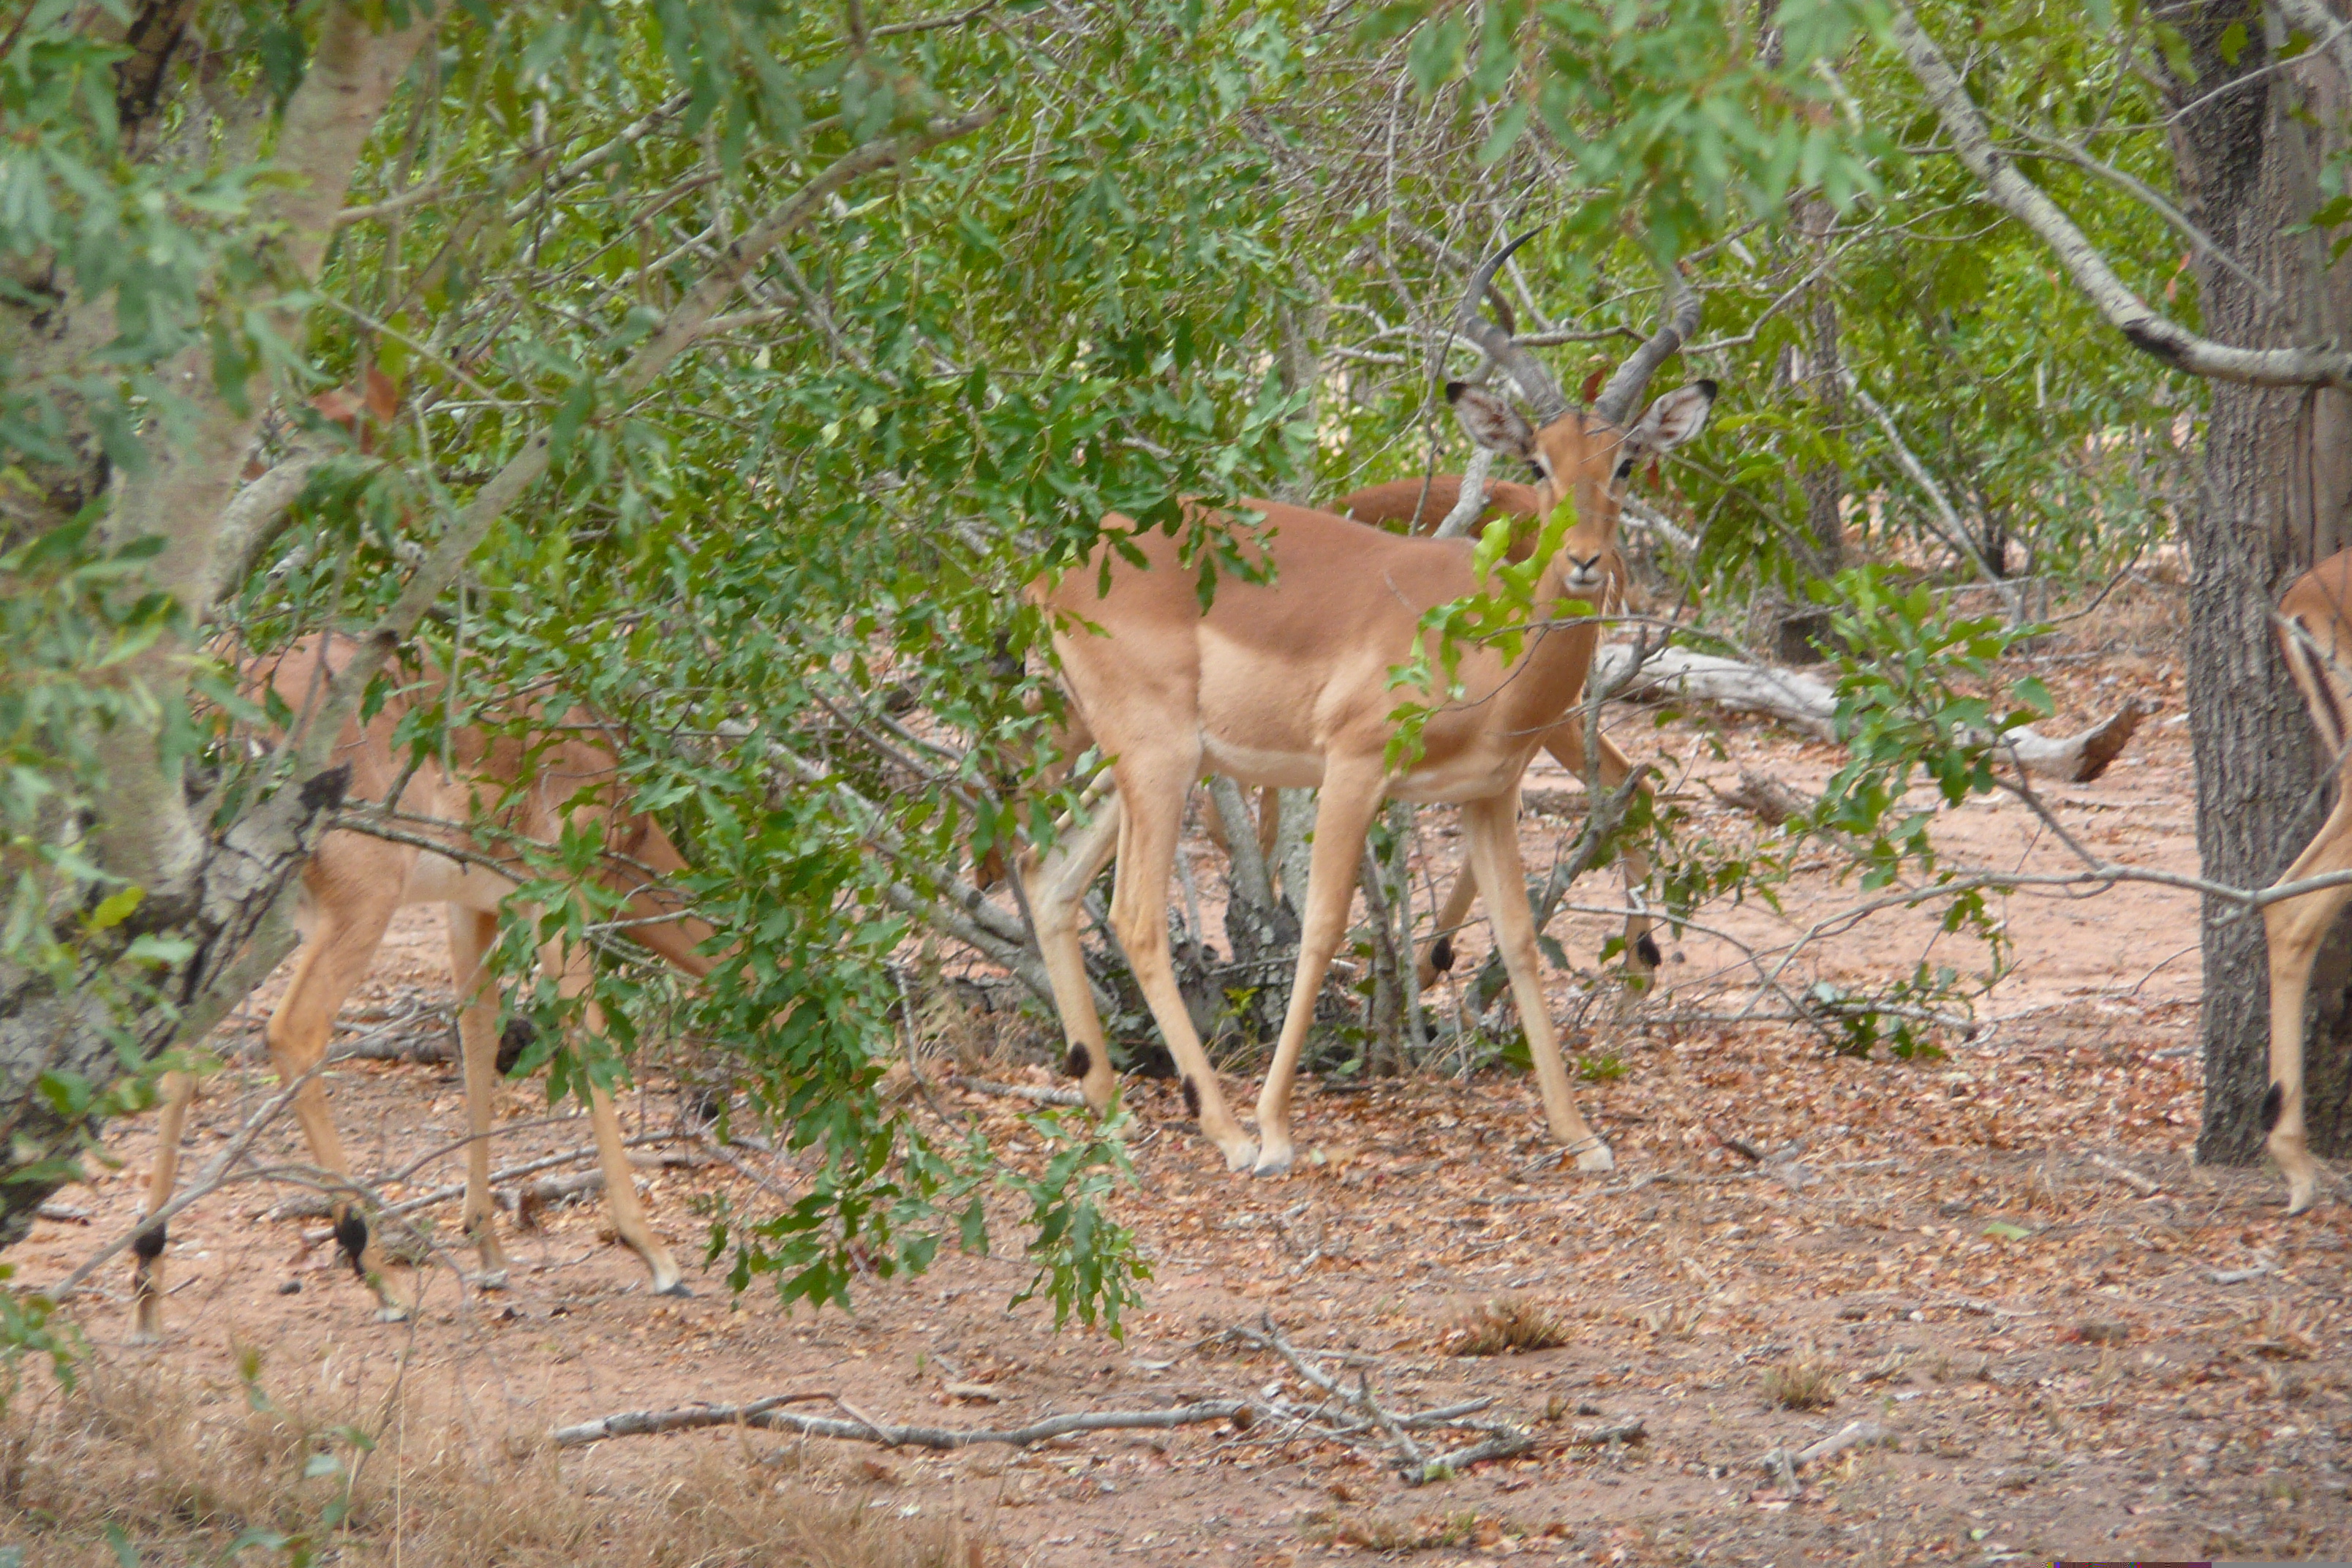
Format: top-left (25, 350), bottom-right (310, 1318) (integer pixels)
top-left (1614, 457), bottom-right (1636, 481)
top-left (1526, 461), bottom-right (1547, 483)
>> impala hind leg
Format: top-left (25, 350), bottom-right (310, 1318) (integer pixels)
top-left (1019, 791), bottom-right (1126, 1114)
top-left (1584, 731), bottom-right (1660, 977)
top-left (546, 938), bottom-right (687, 1294)
top-left (1463, 793), bottom-right (1612, 1172)
top-left (1254, 765), bottom-right (1389, 1177)
top-left (2261, 788), bottom-right (2352, 1214)
top-left (129, 1070), bottom-right (195, 1341)
top-left (448, 908), bottom-right (511, 1286)
top-left (266, 875), bottom-right (412, 1319)
top-left (1104, 752), bottom-right (1257, 1170)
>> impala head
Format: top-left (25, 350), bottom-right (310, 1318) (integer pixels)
top-left (1443, 231), bottom-right (1716, 603)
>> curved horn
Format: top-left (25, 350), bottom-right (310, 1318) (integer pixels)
top-left (1455, 230), bottom-right (1570, 423)
top-left (1592, 260), bottom-right (1702, 428)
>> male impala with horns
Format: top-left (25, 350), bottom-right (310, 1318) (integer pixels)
top-left (1017, 231), bottom-right (1716, 1178)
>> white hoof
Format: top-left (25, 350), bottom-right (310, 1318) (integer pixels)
top-left (1218, 1139), bottom-right (1260, 1173)
top-left (1251, 1149), bottom-right (1294, 1179)
top-left (1575, 1142), bottom-right (1616, 1174)
top-left (374, 1305), bottom-right (413, 1324)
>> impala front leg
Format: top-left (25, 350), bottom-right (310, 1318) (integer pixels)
top-left (1104, 753), bottom-right (1259, 1170)
top-left (547, 938), bottom-right (688, 1294)
top-left (1254, 765), bottom-right (1389, 1177)
top-left (2261, 789), bottom-right (2352, 1215)
top-left (1463, 793), bottom-right (1613, 1172)
top-left (1412, 728), bottom-right (1657, 989)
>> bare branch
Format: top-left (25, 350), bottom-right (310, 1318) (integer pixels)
top-left (1891, 3), bottom-right (2352, 391)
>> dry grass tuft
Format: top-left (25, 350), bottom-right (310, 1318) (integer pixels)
top-left (1761, 1350), bottom-right (1840, 1411)
top-left (1443, 1296), bottom-right (1572, 1357)
top-left (0, 1359), bottom-right (991, 1567)
top-left (1309, 1508), bottom-right (1513, 1550)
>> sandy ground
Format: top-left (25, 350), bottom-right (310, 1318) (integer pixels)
top-left (13, 630), bottom-right (2351, 1566)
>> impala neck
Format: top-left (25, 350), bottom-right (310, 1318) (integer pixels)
top-left (1486, 543), bottom-right (1616, 745)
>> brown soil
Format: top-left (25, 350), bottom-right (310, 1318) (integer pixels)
top-left (11, 619), bottom-right (2351, 1566)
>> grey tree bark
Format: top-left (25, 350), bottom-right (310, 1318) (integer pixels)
top-left (2168, 2), bottom-right (2352, 1166)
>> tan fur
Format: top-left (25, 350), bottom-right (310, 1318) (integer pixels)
top-left (132, 634), bottom-right (711, 1334)
top-left (1021, 404), bottom-right (1666, 1178)
top-left (2263, 551), bottom-right (2352, 1215)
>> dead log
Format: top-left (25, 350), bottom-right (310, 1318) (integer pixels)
top-left (1708, 770), bottom-right (1815, 827)
top-left (1594, 647), bottom-right (2149, 783)
top-left (550, 1394), bottom-right (1253, 1450)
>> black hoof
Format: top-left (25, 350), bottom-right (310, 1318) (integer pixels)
top-left (131, 1223), bottom-right (167, 1263)
top-left (1635, 931), bottom-right (1662, 969)
top-left (497, 1017), bottom-right (537, 1077)
top-left (333, 1213), bottom-right (370, 1277)
top-left (1064, 1042), bottom-right (1093, 1080)
top-left (1429, 936), bottom-right (1455, 974)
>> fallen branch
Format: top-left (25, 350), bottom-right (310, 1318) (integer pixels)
top-left (1568, 1418), bottom-right (1648, 1447)
top-left (1594, 646), bottom-right (2148, 783)
top-left (1409, 1428), bottom-right (1534, 1482)
top-left (2087, 1153), bottom-right (2163, 1196)
top-left (551, 1395), bottom-right (1251, 1450)
top-left (951, 1076), bottom-right (1085, 1108)
top-left (2210, 1263), bottom-right (2270, 1285)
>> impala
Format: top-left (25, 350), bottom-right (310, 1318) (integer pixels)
top-left (1328, 476), bottom-right (1662, 990)
top-left (1019, 233), bottom-right (1713, 1177)
top-left (2262, 550), bottom-right (2352, 1214)
top-left (133, 634), bottom-right (706, 1333)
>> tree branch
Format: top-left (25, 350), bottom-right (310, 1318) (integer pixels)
top-left (1890, 3), bottom-right (2352, 391)
top-left (292, 107), bottom-right (999, 779)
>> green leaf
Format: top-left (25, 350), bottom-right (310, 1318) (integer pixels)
top-left (85, 886), bottom-right (143, 931)
top-left (1981, 1221), bottom-right (2033, 1241)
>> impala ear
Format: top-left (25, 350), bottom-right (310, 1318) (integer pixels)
top-left (1624, 380), bottom-right (1718, 457)
top-left (1444, 381), bottom-right (1537, 460)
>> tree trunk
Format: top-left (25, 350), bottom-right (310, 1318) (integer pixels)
top-left (1776, 193), bottom-right (1848, 663)
top-left (0, 766), bottom-right (348, 1248)
top-left (2170, 2), bottom-right (2352, 1166)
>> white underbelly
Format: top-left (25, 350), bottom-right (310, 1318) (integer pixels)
top-left (1200, 734), bottom-right (1325, 789)
top-left (1390, 757), bottom-right (1525, 804)
top-left (404, 850), bottom-right (516, 913)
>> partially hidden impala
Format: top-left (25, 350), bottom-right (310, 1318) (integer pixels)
top-left (133, 634), bottom-right (709, 1333)
top-left (1019, 233), bottom-right (1714, 1177)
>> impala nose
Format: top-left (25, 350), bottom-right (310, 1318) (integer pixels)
top-left (1565, 553), bottom-right (1606, 596)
